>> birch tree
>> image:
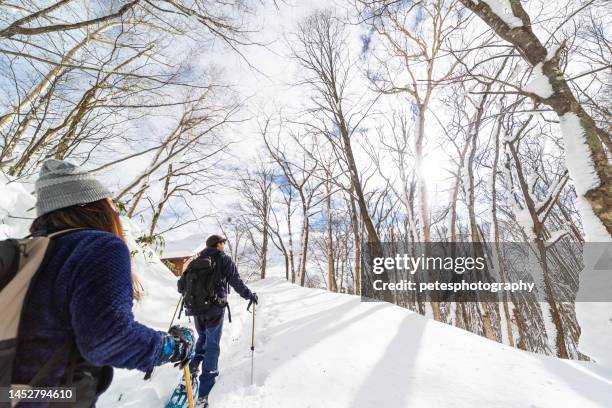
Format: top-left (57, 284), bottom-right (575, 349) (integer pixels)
top-left (456, 0), bottom-right (611, 239)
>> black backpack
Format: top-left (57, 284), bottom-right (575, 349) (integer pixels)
top-left (179, 254), bottom-right (224, 315)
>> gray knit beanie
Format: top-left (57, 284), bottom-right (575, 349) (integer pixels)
top-left (35, 159), bottom-right (111, 217)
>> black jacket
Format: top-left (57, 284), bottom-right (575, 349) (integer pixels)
top-left (177, 247), bottom-right (252, 317)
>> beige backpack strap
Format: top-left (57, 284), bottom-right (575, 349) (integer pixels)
top-left (0, 236), bottom-right (52, 342)
top-left (46, 228), bottom-right (84, 239)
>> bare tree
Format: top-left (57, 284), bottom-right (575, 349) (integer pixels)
top-left (263, 122), bottom-right (323, 286)
top-left (115, 90), bottom-right (238, 214)
top-left (236, 157), bottom-right (275, 279)
top-left (291, 9), bottom-right (394, 302)
top-left (357, 0), bottom-right (467, 242)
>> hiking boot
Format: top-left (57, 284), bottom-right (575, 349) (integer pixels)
top-left (190, 367), bottom-right (199, 383)
top-left (195, 396), bottom-right (209, 408)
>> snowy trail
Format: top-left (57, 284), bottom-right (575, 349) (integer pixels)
top-left (100, 277), bottom-right (612, 408)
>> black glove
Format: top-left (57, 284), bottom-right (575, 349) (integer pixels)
top-left (247, 292), bottom-right (258, 311)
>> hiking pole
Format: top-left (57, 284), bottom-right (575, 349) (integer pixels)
top-left (144, 295), bottom-right (184, 380)
top-left (183, 364), bottom-right (195, 408)
top-left (249, 302), bottom-right (256, 385)
top-left (169, 295), bottom-right (184, 328)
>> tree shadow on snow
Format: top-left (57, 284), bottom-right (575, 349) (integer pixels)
top-left (224, 299), bottom-right (389, 387)
top-left (533, 350), bottom-right (612, 405)
top-left (349, 315), bottom-right (425, 408)
top-left (219, 298), bottom-right (425, 408)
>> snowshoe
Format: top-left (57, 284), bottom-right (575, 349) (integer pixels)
top-left (195, 396), bottom-right (209, 408)
top-left (165, 374), bottom-right (200, 408)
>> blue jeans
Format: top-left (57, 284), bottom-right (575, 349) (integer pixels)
top-left (190, 314), bottom-right (224, 398)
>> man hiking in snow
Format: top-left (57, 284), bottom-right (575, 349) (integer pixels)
top-left (178, 234), bottom-right (258, 408)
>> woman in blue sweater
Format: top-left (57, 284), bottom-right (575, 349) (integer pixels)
top-left (12, 159), bottom-right (194, 406)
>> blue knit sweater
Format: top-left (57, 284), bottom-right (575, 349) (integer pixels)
top-left (12, 229), bottom-right (162, 387)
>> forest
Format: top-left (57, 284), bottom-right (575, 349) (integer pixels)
top-left (1, 0), bottom-right (610, 363)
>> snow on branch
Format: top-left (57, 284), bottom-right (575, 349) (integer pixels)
top-left (535, 171), bottom-right (569, 217)
top-left (523, 63), bottom-right (554, 99)
top-left (546, 229), bottom-right (569, 247)
top-left (559, 113), bottom-right (600, 196)
top-left (478, 0), bottom-right (523, 29)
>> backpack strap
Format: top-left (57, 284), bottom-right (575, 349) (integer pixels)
top-left (215, 255), bottom-right (232, 323)
top-left (213, 253), bottom-right (227, 288)
top-left (27, 334), bottom-right (77, 387)
top-left (208, 253), bottom-right (224, 295)
top-left (46, 228), bottom-right (84, 239)
top-left (63, 335), bottom-right (79, 386)
top-left (226, 304), bottom-right (232, 323)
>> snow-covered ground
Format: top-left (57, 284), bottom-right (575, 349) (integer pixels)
top-left (2, 178), bottom-right (611, 407)
top-left (100, 274), bottom-right (612, 408)
top-left (159, 234), bottom-right (207, 260)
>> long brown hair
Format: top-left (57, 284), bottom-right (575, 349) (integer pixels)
top-left (30, 199), bottom-right (142, 301)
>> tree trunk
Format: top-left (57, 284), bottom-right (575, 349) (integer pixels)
top-left (459, 0), bottom-right (611, 239)
top-left (536, 240), bottom-right (569, 358)
top-left (261, 191), bottom-right (270, 279)
top-left (338, 114), bottom-right (394, 303)
top-left (415, 108), bottom-right (432, 243)
top-left (491, 117), bottom-right (516, 347)
top-left (348, 191), bottom-right (362, 296)
top-left (149, 164), bottom-right (173, 237)
top-left (299, 208), bottom-right (310, 287)
top-left (327, 181), bottom-right (338, 292)
top-left (127, 183), bottom-right (147, 218)
top-left (507, 139), bottom-right (569, 357)
top-left (286, 189), bottom-right (296, 283)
